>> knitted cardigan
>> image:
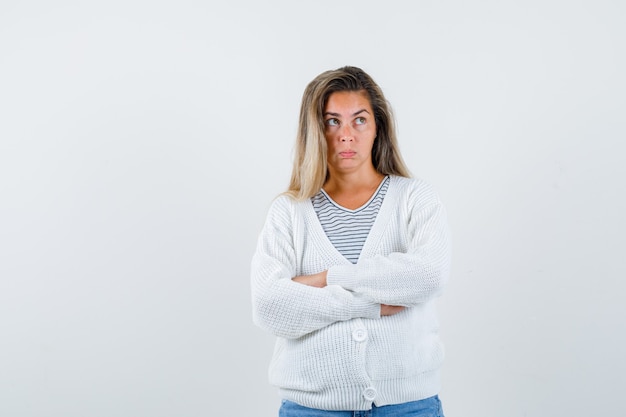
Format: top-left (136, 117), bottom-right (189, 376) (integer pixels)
top-left (251, 175), bottom-right (451, 411)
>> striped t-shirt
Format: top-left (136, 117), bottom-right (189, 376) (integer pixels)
top-left (311, 176), bottom-right (390, 264)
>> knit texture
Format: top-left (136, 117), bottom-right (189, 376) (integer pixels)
top-left (251, 176), bottom-right (451, 411)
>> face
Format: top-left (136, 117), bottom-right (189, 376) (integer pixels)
top-left (323, 90), bottom-right (377, 177)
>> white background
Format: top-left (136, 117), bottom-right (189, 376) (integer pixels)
top-left (1, 1), bottom-right (624, 416)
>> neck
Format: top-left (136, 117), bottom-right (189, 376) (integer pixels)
top-left (324, 168), bottom-right (384, 194)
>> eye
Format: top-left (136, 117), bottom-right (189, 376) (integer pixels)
top-left (325, 118), bottom-right (339, 126)
top-left (355, 117), bottom-right (366, 125)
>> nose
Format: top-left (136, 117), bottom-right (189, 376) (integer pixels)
top-left (339, 125), bottom-right (354, 141)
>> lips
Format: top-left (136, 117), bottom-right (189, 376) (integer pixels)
top-left (339, 151), bottom-right (356, 158)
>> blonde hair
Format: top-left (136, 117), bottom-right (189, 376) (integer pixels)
top-left (286, 66), bottom-right (411, 200)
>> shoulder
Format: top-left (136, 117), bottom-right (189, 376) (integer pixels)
top-left (264, 193), bottom-right (309, 224)
top-left (271, 193), bottom-right (311, 211)
top-left (389, 175), bottom-right (440, 205)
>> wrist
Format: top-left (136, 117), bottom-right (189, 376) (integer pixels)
top-left (319, 270), bottom-right (328, 287)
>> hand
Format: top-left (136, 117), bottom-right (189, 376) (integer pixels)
top-left (380, 304), bottom-right (404, 316)
top-left (292, 271), bottom-right (328, 288)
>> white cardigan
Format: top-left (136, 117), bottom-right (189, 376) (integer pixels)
top-left (250, 176), bottom-right (451, 411)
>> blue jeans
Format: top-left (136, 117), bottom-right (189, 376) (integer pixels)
top-left (279, 395), bottom-right (444, 417)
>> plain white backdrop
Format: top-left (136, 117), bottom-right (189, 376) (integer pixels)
top-left (1, 1), bottom-right (624, 416)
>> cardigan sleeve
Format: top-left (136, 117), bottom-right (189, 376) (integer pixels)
top-left (250, 196), bottom-right (380, 339)
top-left (326, 181), bottom-right (451, 307)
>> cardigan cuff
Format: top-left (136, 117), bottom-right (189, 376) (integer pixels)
top-left (327, 265), bottom-right (360, 292)
top-left (350, 293), bottom-right (380, 319)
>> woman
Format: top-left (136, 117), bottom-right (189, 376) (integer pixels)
top-left (251, 66), bottom-right (451, 416)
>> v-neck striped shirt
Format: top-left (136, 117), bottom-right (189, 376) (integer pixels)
top-left (311, 176), bottom-right (390, 264)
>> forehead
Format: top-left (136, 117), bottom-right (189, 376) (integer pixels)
top-left (324, 90), bottom-right (372, 113)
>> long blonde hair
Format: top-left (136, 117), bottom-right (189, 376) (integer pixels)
top-left (286, 66), bottom-right (410, 200)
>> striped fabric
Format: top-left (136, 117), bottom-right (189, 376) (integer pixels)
top-left (311, 176), bottom-right (390, 263)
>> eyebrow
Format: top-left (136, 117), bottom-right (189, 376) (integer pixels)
top-left (324, 109), bottom-right (371, 117)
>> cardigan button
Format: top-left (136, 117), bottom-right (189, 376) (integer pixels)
top-left (362, 387), bottom-right (377, 401)
top-left (352, 329), bottom-right (368, 342)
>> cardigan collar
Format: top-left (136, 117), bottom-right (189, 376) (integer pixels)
top-left (301, 175), bottom-right (401, 264)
